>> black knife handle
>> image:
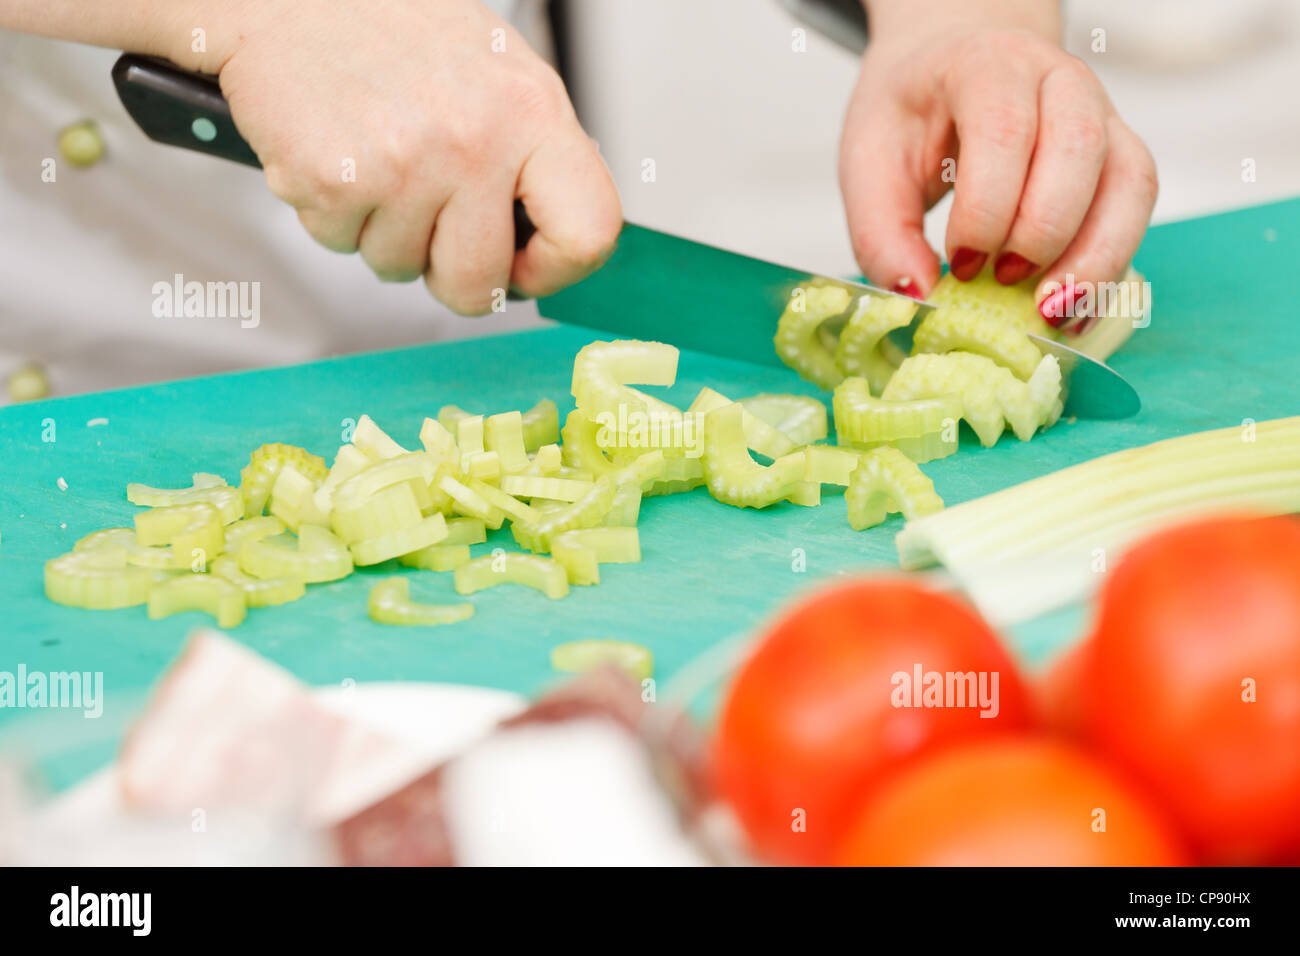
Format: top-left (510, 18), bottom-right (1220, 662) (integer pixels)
top-left (110, 53), bottom-right (537, 251)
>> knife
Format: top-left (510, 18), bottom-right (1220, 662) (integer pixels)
top-left (111, 53), bottom-right (1139, 419)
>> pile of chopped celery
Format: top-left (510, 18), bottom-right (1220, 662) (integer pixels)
top-left (775, 269), bottom-right (1146, 461)
top-left (45, 332), bottom-right (951, 629)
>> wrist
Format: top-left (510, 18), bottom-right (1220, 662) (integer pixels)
top-left (863, 0), bottom-right (1061, 46)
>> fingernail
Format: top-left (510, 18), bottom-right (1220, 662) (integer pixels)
top-left (994, 252), bottom-right (1037, 285)
top-left (891, 277), bottom-right (921, 299)
top-left (1038, 282), bottom-right (1086, 328)
top-left (949, 247), bottom-right (987, 281)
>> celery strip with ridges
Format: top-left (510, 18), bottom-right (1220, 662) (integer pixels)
top-left (551, 527), bottom-right (641, 585)
top-left (688, 387), bottom-right (796, 459)
top-left (551, 640), bottom-right (653, 681)
top-left (510, 475), bottom-right (617, 552)
top-left (833, 293), bottom-right (917, 394)
top-left (895, 417), bottom-right (1300, 624)
top-left (330, 482), bottom-right (423, 544)
top-left (846, 447), bottom-right (944, 531)
top-left (501, 475), bottom-right (596, 502)
top-left (773, 283), bottom-right (853, 390)
top-left (738, 393), bottom-right (828, 448)
top-left (222, 516), bottom-right (286, 552)
top-left (239, 524), bottom-right (352, 582)
top-left (570, 340), bottom-right (692, 454)
top-left (832, 375), bottom-right (961, 462)
top-left (210, 554), bottom-right (305, 607)
top-left (134, 503), bottom-right (224, 568)
top-left (911, 304), bottom-right (1044, 381)
top-left (454, 553), bottom-right (570, 599)
top-left (368, 578), bottom-right (475, 626)
top-left (881, 351), bottom-right (1062, 446)
top-left (701, 404), bottom-right (808, 509)
top-left (351, 513), bottom-right (449, 566)
top-left (398, 542), bottom-right (472, 571)
top-left (147, 574), bottom-right (247, 628)
top-left (484, 411), bottom-right (531, 474)
top-left (239, 443), bottom-right (328, 518)
top-left (127, 478), bottom-right (243, 524)
top-left (45, 547), bottom-right (157, 609)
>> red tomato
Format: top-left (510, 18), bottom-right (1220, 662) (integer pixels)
top-left (834, 737), bottom-right (1188, 865)
top-left (710, 578), bottom-right (1034, 865)
top-left (1080, 514), bottom-right (1300, 863)
top-left (1034, 638), bottom-right (1091, 741)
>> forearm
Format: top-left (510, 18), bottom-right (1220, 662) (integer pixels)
top-left (863, 0), bottom-right (1061, 44)
top-left (0, 0), bottom-right (244, 70)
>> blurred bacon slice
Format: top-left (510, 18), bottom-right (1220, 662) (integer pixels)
top-left (118, 631), bottom-right (420, 827)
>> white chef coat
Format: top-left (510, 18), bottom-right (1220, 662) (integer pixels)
top-left (0, 0), bottom-right (549, 399)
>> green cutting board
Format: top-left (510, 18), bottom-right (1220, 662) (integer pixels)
top-left (2, 197), bottom-right (1298, 789)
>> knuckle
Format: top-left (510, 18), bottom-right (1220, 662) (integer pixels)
top-left (972, 104), bottom-right (1036, 152)
top-left (1054, 112), bottom-right (1107, 159)
top-left (1015, 207), bottom-right (1073, 252)
top-left (1128, 150), bottom-right (1160, 207)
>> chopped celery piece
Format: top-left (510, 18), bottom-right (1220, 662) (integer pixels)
top-left (419, 417), bottom-right (459, 460)
top-left (268, 463), bottom-right (329, 533)
top-left (804, 444), bottom-right (862, 486)
top-left (45, 548), bottom-right (156, 609)
top-left (773, 283), bottom-right (853, 390)
top-left (74, 527), bottom-right (136, 552)
top-left (351, 513), bottom-right (449, 566)
top-left (462, 451), bottom-right (502, 482)
top-left (485, 411), bottom-right (530, 474)
top-left (239, 524), bottom-right (352, 583)
top-left (438, 473), bottom-right (504, 529)
top-left (470, 477), bottom-right (538, 524)
top-left (550, 640), bottom-right (653, 682)
top-left (701, 404), bottom-right (808, 509)
top-left (895, 416), bottom-right (1300, 625)
top-left (148, 574), bottom-right (247, 628)
top-left (521, 399), bottom-right (561, 451)
top-left (398, 542), bottom-right (472, 571)
top-left (332, 452), bottom-right (438, 513)
top-left (314, 444), bottom-right (372, 514)
top-left (510, 475), bottom-right (616, 553)
top-left (739, 393), bottom-right (828, 448)
top-left (368, 577), bottom-right (475, 626)
top-left (437, 404), bottom-right (474, 432)
top-left (500, 475), bottom-right (596, 502)
top-left (551, 528), bottom-right (641, 585)
top-left (330, 481), bottom-right (422, 544)
top-left (833, 292), bottom-right (917, 393)
top-left (454, 553), bottom-right (570, 600)
top-left (911, 304), bottom-right (1044, 381)
top-left (688, 387), bottom-right (796, 459)
top-left (134, 502), bottom-right (224, 568)
top-left (560, 410), bottom-right (620, 478)
top-left (127, 478), bottom-right (243, 524)
top-left (210, 554), bottom-right (305, 607)
top-left (442, 517), bottom-right (487, 546)
top-left (439, 400), bottom-right (559, 452)
top-left (456, 415), bottom-right (486, 457)
top-left (570, 341), bottom-right (692, 454)
top-left (833, 375), bottom-right (961, 462)
top-left (882, 351), bottom-right (1062, 446)
top-left (352, 414), bottom-right (408, 459)
top-left (846, 447), bottom-right (944, 531)
top-left (927, 269), bottom-right (1053, 337)
top-left (222, 516), bottom-right (286, 552)
top-left (239, 443), bottom-right (328, 518)
top-left (525, 443), bottom-right (563, 477)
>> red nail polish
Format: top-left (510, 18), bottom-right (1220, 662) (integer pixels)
top-left (994, 252), bottom-right (1037, 285)
top-left (949, 247), bottom-right (987, 281)
top-left (891, 278), bottom-right (920, 299)
top-left (1039, 282), bottom-right (1086, 328)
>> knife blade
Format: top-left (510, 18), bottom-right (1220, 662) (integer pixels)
top-left (110, 53), bottom-right (1139, 419)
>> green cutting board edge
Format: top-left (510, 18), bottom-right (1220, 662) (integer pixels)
top-left (2, 197), bottom-right (1298, 789)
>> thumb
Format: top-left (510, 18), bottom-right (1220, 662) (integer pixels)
top-left (840, 111), bottom-right (942, 297)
